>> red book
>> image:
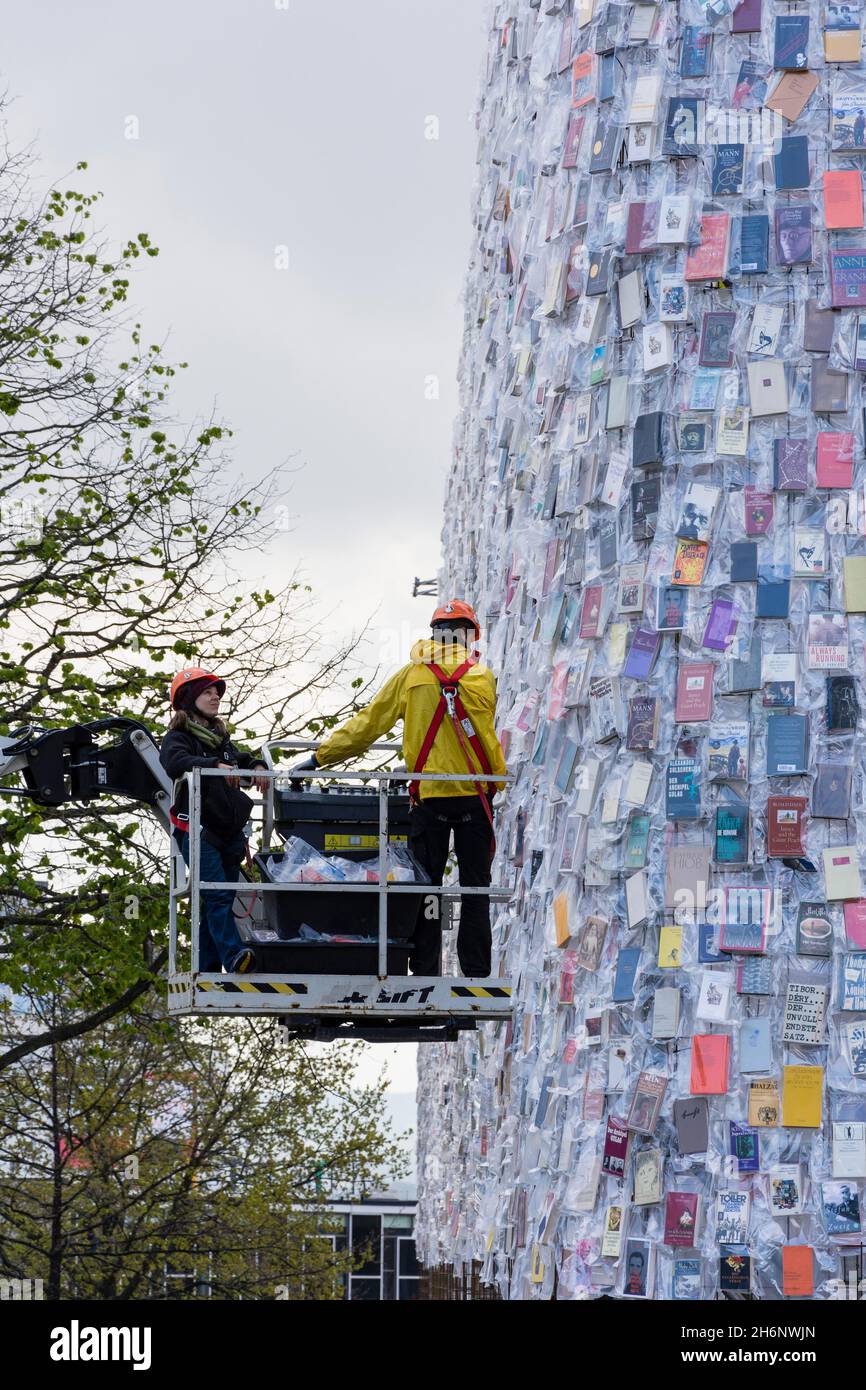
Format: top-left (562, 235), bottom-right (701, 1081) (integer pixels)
top-left (767, 795), bottom-right (808, 856)
top-left (843, 900), bottom-right (866, 948)
top-left (782, 1245), bottom-right (814, 1298)
top-left (601, 1114), bottom-right (630, 1177)
top-left (690, 1033), bottom-right (731, 1095)
top-left (685, 212), bottom-right (730, 282)
top-left (579, 583), bottom-right (604, 639)
top-left (625, 200), bottom-right (660, 254)
top-left (823, 171), bottom-right (864, 230)
top-left (675, 662), bottom-right (714, 722)
top-left (816, 431), bottom-right (854, 488)
top-left (664, 1191), bottom-right (700, 1247)
top-left (561, 111), bottom-right (585, 168)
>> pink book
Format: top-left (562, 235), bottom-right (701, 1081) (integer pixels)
top-left (816, 432), bottom-right (854, 489)
top-left (675, 662), bottom-right (714, 722)
top-left (844, 900), bottom-right (866, 948)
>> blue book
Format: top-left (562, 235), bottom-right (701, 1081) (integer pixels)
top-left (730, 1122), bottom-right (761, 1174)
top-left (712, 143), bottom-right (744, 196)
top-left (672, 1258), bottom-right (703, 1300)
top-left (598, 52), bottom-right (617, 102)
top-left (666, 757), bottom-right (702, 820)
top-left (612, 947), bottom-right (642, 1002)
top-left (730, 541), bottom-right (758, 582)
top-left (774, 14), bottom-right (809, 69)
top-left (756, 569), bottom-right (790, 618)
top-left (680, 26), bottom-right (710, 78)
top-left (766, 713), bottom-right (809, 776)
top-left (738, 1015), bottom-right (772, 1072)
top-left (698, 923), bottom-right (723, 963)
top-left (774, 135), bottom-right (810, 190)
top-left (737, 956), bottom-right (773, 995)
top-left (739, 214), bottom-right (768, 274)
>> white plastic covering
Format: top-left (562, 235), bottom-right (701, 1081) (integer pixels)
top-left (416, 0), bottom-right (866, 1300)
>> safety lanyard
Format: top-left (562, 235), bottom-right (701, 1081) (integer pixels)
top-left (409, 659), bottom-right (496, 830)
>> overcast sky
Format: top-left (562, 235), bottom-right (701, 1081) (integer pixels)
top-left (3, 0), bottom-right (485, 670)
top-left (3, 1), bottom-right (486, 1103)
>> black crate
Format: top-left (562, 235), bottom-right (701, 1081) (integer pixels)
top-left (252, 941), bottom-right (412, 976)
top-left (253, 846), bottom-right (426, 942)
top-left (273, 785), bottom-right (412, 855)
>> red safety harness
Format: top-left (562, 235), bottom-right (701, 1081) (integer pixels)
top-left (409, 659), bottom-right (497, 835)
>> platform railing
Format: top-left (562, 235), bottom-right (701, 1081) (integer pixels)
top-left (169, 743), bottom-right (512, 980)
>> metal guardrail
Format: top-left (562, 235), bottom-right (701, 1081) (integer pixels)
top-left (169, 742), bottom-right (512, 979)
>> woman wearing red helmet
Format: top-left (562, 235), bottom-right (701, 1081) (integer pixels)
top-left (160, 668), bottom-right (269, 974)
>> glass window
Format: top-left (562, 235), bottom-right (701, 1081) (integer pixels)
top-left (383, 1214), bottom-right (414, 1230)
top-left (350, 1277), bottom-right (380, 1301)
top-left (351, 1214), bottom-right (381, 1275)
top-left (398, 1239), bottom-right (419, 1277)
top-left (398, 1278), bottom-right (420, 1301)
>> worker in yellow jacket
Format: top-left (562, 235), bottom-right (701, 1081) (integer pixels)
top-left (293, 601), bottom-right (506, 977)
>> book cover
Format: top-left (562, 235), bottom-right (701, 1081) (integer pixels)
top-left (821, 1181), bottom-right (861, 1235)
top-left (621, 1238), bottom-right (654, 1298)
top-left (733, 58), bottom-right (769, 110)
top-left (765, 70), bottom-right (819, 123)
top-left (676, 482), bottom-right (720, 542)
top-left (767, 795), bottom-right (808, 856)
top-left (626, 696), bottom-right (659, 751)
top-left (626, 1071), bottom-right (668, 1135)
top-left (602, 1113), bottom-right (630, 1177)
top-left (774, 13), bottom-right (809, 68)
top-left (660, 274), bottom-right (687, 321)
top-left (664, 1192), bottom-right (700, 1247)
top-left (658, 924), bottom-right (683, 969)
top-left (762, 652), bottom-right (797, 708)
top-left (816, 430), bottom-right (854, 485)
top-left (666, 757), bottom-right (702, 820)
top-left (601, 1204), bottom-right (624, 1259)
top-left (561, 111), bottom-right (585, 168)
top-left (716, 407), bottom-right (750, 457)
top-left (782, 978), bottom-right (828, 1045)
top-left (812, 362), bottom-right (849, 415)
top-left (739, 213), bottom-right (769, 274)
top-left (588, 675), bottom-right (624, 743)
top-left (712, 143), bottom-right (744, 196)
top-left (730, 541), bottom-right (758, 582)
top-left (624, 811), bottom-right (651, 871)
top-left (847, 1019), bottom-right (866, 1075)
top-left (832, 1121), bottom-right (866, 1178)
top-left (719, 1247), bottom-right (750, 1293)
top-left (843, 899), bottom-right (866, 946)
top-left (665, 844), bottom-right (712, 914)
top-left (708, 721), bottom-right (750, 781)
top-left (690, 1033), bottom-right (731, 1095)
top-left (744, 486), bottom-right (774, 535)
top-left (773, 436), bottom-right (808, 491)
top-left (781, 1064), bottom-right (823, 1127)
top-left (739, 1015), bottom-right (772, 1073)
top-left (827, 673), bottom-right (859, 732)
top-left (766, 712), bottom-right (809, 775)
top-left (831, 90), bottom-right (866, 150)
top-left (703, 598), bottom-right (738, 653)
top-left (680, 25), bottom-right (710, 78)
top-left (730, 1122), bottom-right (760, 1174)
top-left (813, 763), bottom-right (851, 819)
top-left (696, 969), bottom-right (732, 1023)
top-left (715, 803), bottom-right (750, 865)
top-left (588, 113), bottom-right (621, 174)
top-left (675, 662), bottom-right (714, 721)
top-left (732, 0), bottom-right (762, 33)
top-left (748, 359), bottom-right (787, 417)
top-left (673, 1097), bottom-right (709, 1154)
top-left (631, 474), bottom-right (661, 541)
top-left (715, 1190), bottom-right (750, 1243)
top-left (749, 1079), bottom-right (780, 1126)
top-left (793, 527), bottom-right (826, 578)
top-left (830, 249), bottom-right (866, 307)
top-left (662, 95), bottom-right (704, 157)
top-left (804, 301), bottom-right (836, 352)
top-left (728, 632), bottom-right (762, 693)
top-left (657, 194), bottom-right (691, 245)
top-left (844, 555), bottom-right (866, 610)
top-left (841, 951), bottom-right (866, 1009)
top-left (769, 1166), bottom-right (804, 1215)
top-left (612, 946), bottom-right (642, 1002)
top-left (632, 410), bottom-right (663, 467)
top-left (672, 1258), bottom-right (702, 1301)
top-left (652, 985), bottom-right (681, 1040)
top-left (748, 302), bottom-right (784, 355)
top-left (774, 134), bottom-right (810, 189)
top-left (756, 567), bottom-right (790, 619)
top-left (824, 169), bottom-right (864, 229)
top-left (808, 611), bottom-right (848, 669)
top-left (625, 200), bottom-right (660, 255)
top-left (699, 311), bottom-right (736, 368)
top-left (699, 923), bottom-right (723, 963)
top-left (656, 579), bottom-right (687, 631)
top-left (738, 955), bottom-right (773, 995)
top-left (775, 205), bottom-right (812, 266)
top-left (579, 583), bottom-right (604, 638)
top-left (678, 414), bottom-right (708, 452)
top-left (685, 212), bottom-right (730, 281)
top-left (672, 539), bottom-right (709, 585)
top-left (722, 885), bottom-right (771, 951)
top-left (782, 1246), bottom-right (813, 1297)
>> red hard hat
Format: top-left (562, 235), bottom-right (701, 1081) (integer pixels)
top-left (169, 668), bottom-right (226, 709)
top-left (430, 599), bottom-right (481, 640)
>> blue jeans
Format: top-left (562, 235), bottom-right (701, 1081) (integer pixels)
top-left (179, 831), bottom-right (246, 972)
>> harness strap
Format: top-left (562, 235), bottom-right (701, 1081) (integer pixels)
top-left (409, 658), bottom-right (497, 836)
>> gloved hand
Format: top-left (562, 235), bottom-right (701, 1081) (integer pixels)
top-left (289, 754), bottom-right (318, 791)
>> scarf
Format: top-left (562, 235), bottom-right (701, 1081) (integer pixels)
top-left (186, 717), bottom-right (226, 751)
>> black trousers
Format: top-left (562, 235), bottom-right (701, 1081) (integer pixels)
top-left (408, 795), bottom-right (493, 978)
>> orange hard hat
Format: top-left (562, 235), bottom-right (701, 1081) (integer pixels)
top-left (430, 599), bottom-right (481, 640)
top-left (169, 667), bottom-right (226, 709)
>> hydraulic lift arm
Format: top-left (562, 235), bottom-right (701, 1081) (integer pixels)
top-left (0, 719), bottom-right (173, 830)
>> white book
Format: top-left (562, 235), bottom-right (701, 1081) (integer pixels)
top-left (642, 322), bottom-right (673, 372)
top-left (824, 845), bottom-right (863, 901)
top-left (624, 759), bottom-right (653, 807)
top-left (626, 868), bottom-right (649, 929)
top-left (628, 72), bottom-right (661, 125)
top-left (626, 122), bottom-right (657, 163)
top-left (782, 979), bottom-right (827, 1045)
top-left (618, 561), bottom-right (646, 613)
top-left (574, 296), bottom-right (603, 345)
top-left (660, 274), bottom-right (688, 322)
top-left (832, 1122), bottom-right (866, 1179)
top-left (651, 986), bottom-right (681, 1039)
top-left (715, 1189), bottom-right (750, 1244)
top-left (606, 374), bottom-right (630, 430)
top-left (696, 970), bottom-right (732, 1023)
top-left (676, 482), bottom-right (721, 543)
top-left (608, 1042), bottom-right (630, 1092)
top-left (656, 194), bottom-right (691, 245)
top-left (574, 756), bottom-right (601, 815)
top-left (617, 269), bottom-right (643, 328)
top-left (573, 390), bottom-right (593, 444)
top-left (768, 1166), bottom-right (805, 1216)
top-left (748, 303), bottom-right (784, 356)
top-left (747, 359), bottom-right (787, 417)
top-left (716, 406), bottom-right (750, 455)
top-left (629, 4), bottom-right (657, 41)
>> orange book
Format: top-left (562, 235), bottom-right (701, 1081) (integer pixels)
top-left (823, 171), bottom-right (864, 231)
top-left (782, 1245), bottom-right (813, 1297)
top-left (690, 1033), bottom-right (731, 1095)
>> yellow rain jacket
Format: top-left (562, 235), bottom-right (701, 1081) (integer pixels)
top-left (315, 639), bottom-right (507, 800)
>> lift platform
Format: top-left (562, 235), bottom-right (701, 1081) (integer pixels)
top-left (1, 723), bottom-right (513, 1042)
top-left (168, 740), bottom-right (514, 1040)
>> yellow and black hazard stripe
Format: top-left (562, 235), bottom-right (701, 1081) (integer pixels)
top-left (168, 980), bottom-right (190, 995)
top-left (450, 985), bottom-right (512, 999)
top-left (198, 980), bottom-right (308, 995)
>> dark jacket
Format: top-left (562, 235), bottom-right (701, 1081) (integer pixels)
top-left (160, 726), bottom-right (265, 850)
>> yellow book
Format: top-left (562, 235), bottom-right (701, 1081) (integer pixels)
top-left (658, 924), bottom-right (682, 969)
top-left (843, 556), bottom-right (866, 612)
top-left (607, 621), bottom-right (628, 669)
top-left (553, 891), bottom-right (571, 948)
top-left (825, 29), bottom-right (861, 62)
top-left (782, 1065), bottom-right (823, 1128)
top-left (748, 1079), bottom-right (780, 1127)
